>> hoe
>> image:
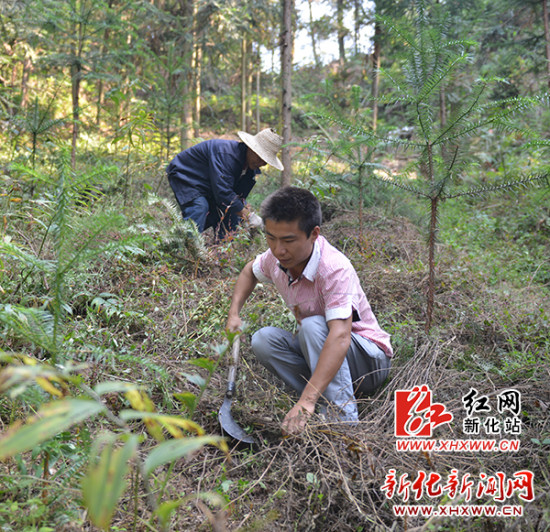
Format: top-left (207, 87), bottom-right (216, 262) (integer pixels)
top-left (218, 337), bottom-right (256, 445)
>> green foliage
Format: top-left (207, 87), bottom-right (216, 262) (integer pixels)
top-left (0, 152), bottom-right (146, 361)
top-left (89, 292), bottom-right (145, 324)
top-left (0, 147), bottom-right (231, 530)
top-left (82, 433), bottom-right (139, 530)
top-left (10, 97), bottom-right (65, 174)
top-left (304, 83), bottom-right (381, 226)
top-left (0, 399), bottom-right (105, 459)
top-left (308, 1), bottom-right (549, 331)
top-left (0, 498), bottom-right (56, 531)
top-left (441, 190), bottom-right (550, 288)
top-left (143, 193), bottom-right (207, 267)
top-left (0, 0), bottom-right (549, 529)
top-left (0, 358), bottom-right (228, 531)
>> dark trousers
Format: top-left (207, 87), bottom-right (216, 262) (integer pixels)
top-left (176, 196), bottom-right (241, 241)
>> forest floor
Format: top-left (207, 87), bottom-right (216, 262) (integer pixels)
top-left (94, 182), bottom-right (550, 531)
top-left (1, 178), bottom-right (549, 532)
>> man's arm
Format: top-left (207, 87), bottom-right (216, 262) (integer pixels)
top-left (282, 315), bottom-right (353, 436)
top-left (226, 261), bottom-right (258, 332)
top-left (208, 149), bottom-right (244, 213)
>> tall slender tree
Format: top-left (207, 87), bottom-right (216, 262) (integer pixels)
top-left (307, 0), bottom-right (321, 68)
top-left (336, 0), bottom-right (346, 66)
top-left (371, 18), bottom-right (381, 132)
top-left (281, 0), bottom-right (294, 186)
top-left (33, 0), bottom-right (108, 168)
top-left (542, 0), bottom-right (550, 89)
top-left (370, 0), bottom-right (409, 132)
top-left (178, 0), bottom-right (195, 149)
top-left (241, 36), bottom-right (249, 131)
top-left (192, 17), bottom-right (202, 138)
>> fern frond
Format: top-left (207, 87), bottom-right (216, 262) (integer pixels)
top-left (444, 173), bottom-right (549, 200)
top-left (58, 211), bottom-right (131, 276)
top-left (0, 304), bottom-right (56, 353)
top-left (370, 172), bottom-right (431, 199)
top-left (147, 193), bottom-right (182, 225)
top-left (525, 139), bottom-right (550, 149)
top-left (146, 194), bottom-right (207, 261)
top-left (0, 238), bottom-right (55, 274)
top-left (10, 163), bottom-right (57, 188)
top-left (307, 112), bottom-right (376, 144)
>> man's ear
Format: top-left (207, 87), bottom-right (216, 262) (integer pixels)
top-left (310, 226), bottom-right (320, 242)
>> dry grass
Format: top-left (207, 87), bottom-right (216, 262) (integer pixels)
top-left (109, 209), bottom-right (549, 532)
top-left (140, 332), bottom-right (549, 532)
top-left (2, 198), bottom-right (548, 532)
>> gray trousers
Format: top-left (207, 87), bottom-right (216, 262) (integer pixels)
top-left (251, 315), bottom-right (391, 422)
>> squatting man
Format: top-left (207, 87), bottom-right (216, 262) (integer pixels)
top-left (226, 187), bottom-right (393, 436)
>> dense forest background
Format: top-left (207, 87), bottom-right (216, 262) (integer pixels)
top-left (1, 0), bottom-right (549, 531)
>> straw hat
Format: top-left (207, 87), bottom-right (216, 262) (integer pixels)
top-left (238, 128), bottom-right (284, 171)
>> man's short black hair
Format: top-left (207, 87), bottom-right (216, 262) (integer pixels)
top-left (260, 186), bottom-right (322, 237)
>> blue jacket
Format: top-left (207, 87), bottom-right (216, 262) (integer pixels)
top-left (166, 139), bottom-right (260, 213)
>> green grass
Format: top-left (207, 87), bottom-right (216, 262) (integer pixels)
top-left (440, 188), bottom-right (550, 289)
top-left (1, 155), bottom-right (549, 531)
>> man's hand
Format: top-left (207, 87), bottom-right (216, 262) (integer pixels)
top-left (281, 401), bottom-right (315, 436)
top-left (281, 316), bottom-right (353, 437)
top-left (236, 203), bottom-right (252, 220)
top-left (225, 314), bottom-right (242, 333)
top-left (226, 261), bottom-right (257, 334)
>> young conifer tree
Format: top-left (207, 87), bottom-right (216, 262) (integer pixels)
top-left (376, 1), bottom-right (548, 331)
top-left (310, 0), bottom-right (548, 331)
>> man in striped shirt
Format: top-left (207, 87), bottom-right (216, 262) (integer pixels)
top-left (226, 187), bottom-right (392, 436)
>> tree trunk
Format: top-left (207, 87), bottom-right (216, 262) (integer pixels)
top-left (239, 36), bottom-right (254, 131)
top-left (256, 60), bottom-right (261, 132)
top-left (543, 0), bottom-right (550, 89)
top-left (95, 0), bottom-right (114, 126)
top-left (20, 55), bottom-right (31, 109)
top-left (241, 37), bottom-right (247, 131)
top-left (95, 77), bottom-right (104, 126)
top-left (70, 40), bottom-right (82, 170)
top-left (353, 0), bottom-right (362, 56)
top-left (165, 71), bottom-right (173, 159)
top-left (371, 21), bottom-right (381, 132)
top-left (1, 42), bottom-right (15, 116)
top-left (246, 40), bottom-right (253, 131)
top-left (179, 0), bottom-right (194, 149)
top-left (337, 0), bottom-right (346, 66)
top-left (280, 0), bottom-right (294, 186)
top-left (192, 39), bottom-right (201, 138)
top-left (425, 141), bottom-right (437, 333)
top-left (181, 99), bottom-right (193, 149)
top-left (426, 195), bottom-right (438, 332)
top-left (307, 0), bottom-right (320, 68)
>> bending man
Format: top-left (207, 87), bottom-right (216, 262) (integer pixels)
top-left (226, 187), bottom-right (393, 436)
top-left (166, 128), bottom-right (283, 240)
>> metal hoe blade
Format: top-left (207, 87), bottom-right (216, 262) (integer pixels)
top-left (218, 337), bottom-right (256, 445)
top-left (219, 396), bottom-right (255, 444)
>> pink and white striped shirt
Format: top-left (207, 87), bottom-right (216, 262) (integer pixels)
top-left (252, 235), bottom-right (393, 357)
